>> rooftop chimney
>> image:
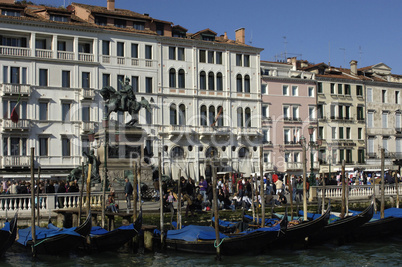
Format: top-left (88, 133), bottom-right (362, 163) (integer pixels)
top-left (291, 57), bottom-right (297, 71)
top-left (224, 32), bottom-right (228, 40)
top-left (107, 0), bottom-right (115, 11)
top-left (235, 28), bottom-right (245, 44)
top-left (350, 60), bottom-right (358, 75)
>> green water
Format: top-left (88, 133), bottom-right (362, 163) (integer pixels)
top-left (2, 237), bottom-right (402, 266)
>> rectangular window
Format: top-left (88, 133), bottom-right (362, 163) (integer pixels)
top-left (62, 103), bottom-right (70, 122)
top-left (317, 82), bottom-right (323, 93)
top-left (382, 112), bottom-right (388, 128)
top-left (339, 149), bottom-right (345, 163)
top-left (21, 67), bottom-right (27, 84)
top-left (292, 85), bottom-right (298, 96)
top-left (62, 137), bottom-right (71, 157)
top-left (330, 83), bottom-right (335, 94)
top-left (332, 127), bottom-right (336, 139)
top-left (216, 52), bottom-right (222, 64)
top-left (199, 50), bottom-right (206, 63)
top-left (330, 105), bottom-right (336, 119)
top-left (10, 67), bottom-right (19, 84)
top-left (396, 91), bottom-right (400, 104)
top-left (82, 106), bottom-right (90, 122)
top-left (282, 85), bottom-right (289, 96)
top-left (102, 73), bottom-right (110, 87)
top-left (292, 106), bottom-right (299, 120)
top-left (345, 106), bottom-right (350, 119)
top-left (339, 127), bottom-right (344, 139)
top-left (169, 46), bottom-right (176, 60)
top-left (356, 85), bottom-right (363, 96)
top-left (338, 84), bottom-right (343, 94)
top-left (3, 137), bottom-right (7, 156)
top-left (62, 70), bottom-right (70, 88)
top-left (263, 153), bottom-right (269, 163)
top-left (358, 149), bottom-right (365, 163)
top-left (338, 105), bottom-right (343, 119)
top-left (39, 102), bottom-right (48, 120)
top-left (358, 128), bottom-right (363, 140)
top-left (117, 42), bottom-right (124, 57)
top-left (368, 111), bottom-right (374, 128)
top-left (357, 106), bottom-right (364, 120)
top-left (39, 69), bottom-right (48, 86)
top-left (346, 127), bottom-right (351, 139)
top-left (95, 16), bottom-right (107, 26)
top-left (178, 47), bottom-right (185, 61)
top-left (35, 39), bottom-right (46, 49)
top-left (261, 84), bottom-right (267, 95)
top-left (208, 51), bottom-right (214, 63)
top-left (368, 138), bottom-right (375, 154)
top-left (309, 106), bottom-right (315, 120)
top-left (382, 90), bottom-right (387, 103)
top-left (131, 76), bottom-right (139, 93)
top-left (318, 126), bottom-right (324, 140)
top-left (346, 149), bottom-right (352, 163)
top-left (102, 40), bottom-right (110, 55)
top-left (367, 88), bottom-right (373, 102)
top-left (114, 19), bottom-right (126, 28)
top-left (284, 129), bottom-right (290, 144)
top-left (82, 72), bottom-right (90, 88)
top-left (10, 137), bottom-right (20, 156)
top-left (145, 77), bottom-right (152, 93)
top-left (345, 84), bottom-right (351, 95)
top-left (244, 55), bottom-right (250, 67)
top-left (39, 137), bottom-right (48, 156)
top-left (78, 43), bottom-right (90, 53)
top-left (133, 22), bottom-right (145, 30)
top-left (283, 106), bottom-right (289, 119)
top-left (236, 54), bottom-right (242, 66)
top-left (131, 43), bottom-right (138, 58)
top-left (383, 138), bottom-right (388, 152)
top-left (262, 106), bottom-right (268, 118)
top-left (145, 45), bottom-right (152, 59)
top-left (3, 66), bottom-right (8, 83)
top-left (308, 86), bottom-right (314, 97)
top-left (117, 75), bottom-right (124, 90)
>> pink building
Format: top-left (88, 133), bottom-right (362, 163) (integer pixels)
top-left (261, 60), bottom-right (318, 176)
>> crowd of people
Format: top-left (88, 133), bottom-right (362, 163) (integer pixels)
top-left (0, 179), bottom-right (80, 195)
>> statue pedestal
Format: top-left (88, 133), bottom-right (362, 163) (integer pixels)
top-left (96, 126), bottom-right (149, 183)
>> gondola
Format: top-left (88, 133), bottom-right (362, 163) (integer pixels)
top-left (351, 207), bottom-right (402, 240)
top-left (304, 201), bottom-right (375, 245)
top-left (13, 212), bottom-right (91, 255)
top-left (158, 217), bottom-right (286, 255)
top-left (0, 213), bottom-right (18, 257)
top-left (87, 211), bottom-right (142, 252)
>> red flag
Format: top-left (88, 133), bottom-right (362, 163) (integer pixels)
top-left (10, 94), bottom-right (21, 123)
top-left (10, 106), bottom-right (19, 123)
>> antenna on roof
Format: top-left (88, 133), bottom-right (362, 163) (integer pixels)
top-left (249, 30), bottom-right (253, 45)
top-left (328, 41), bottom-right (331, 66)
top-left (283, 36), bottom-right (288, 59)
top-left (340, 48), bottom-right (346, 68)
top-left (359, 45), bottom-right (363, 63)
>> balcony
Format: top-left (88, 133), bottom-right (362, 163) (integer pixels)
top-left (1, 83), bottom-right (31, 96)
top-left (283, 117), bottom-right (302, 123)
top-left (78, 53), bottom-right (94, 62)
top-left (81, 88), bottom-right (95, 100)
top-left (3, 119), bottom-right (30, 131)
top-left (263, 162), bottom-right (274, 170)
top-left (3, 155), bottom-right (30, 167)
top-left (57, 51), bottom-right (74, 60)
top-left (286, 162), bottom-right (303, 170)
top-left (236, 127), bottom-right (260, 139)
top-left (0, 45), bottom-right (30, 57)
top-left (82, 122), bottom-right (95, 133)
top-left (35, 49), bottom-right (53, 59)
top-left (284, 141), bottom-right (301, 146)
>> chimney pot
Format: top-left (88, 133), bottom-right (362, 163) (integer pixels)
top-left (107, 0), bottom-right (115, 11)
top-left (350, 60), bottom-right (358, 75)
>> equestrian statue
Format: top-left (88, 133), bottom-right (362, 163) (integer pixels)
top-left (100, 77), bottom-right (152, 126)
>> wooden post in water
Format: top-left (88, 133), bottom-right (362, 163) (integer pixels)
top-left (259, 146), bottom-right (265, 228)
top-left (254, 176), bottom-right (259, 224)
top-left (289, 176), bottom-right (294, 220)
top-left (251, 174), bottom-right (256, 223)
top-left (340, 160), bottom-right (346, 219)
top-left (177, 169), bottom-right (182, 229)
top-left (138, 162), bottom-right (142, 206)
top-left (86, 164), bottom-right (92, 216)
top-left (395, 171), bottom-right (399, 208)
top-left (380, 148), bottom-right (385, 219)
top-left (37, 166), bottom-right (41, 226)
top-left (30, 147), bottom-right (36, 257)
top-left (78, 162), bottom-right (84, 225)
top-left (212, 165), bottom-right (221, 260)
top-left (133, 161), bottom-right (138, 220)
top-left (321, 173), bottom-right (326, 214)
top-left (302, 138), bottom-right (308, 221)
top-left (158, 152), bottom-right (164, 246)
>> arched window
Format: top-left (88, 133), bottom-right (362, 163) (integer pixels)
top-left (169, 68), bottom-right (176, 88)
top-left (171, 146), bottom-right (185, 159)
top-left (217, 105), bottom-right (224, 126)
top-left (216, 72), bottom-right (223, 91)
top-left (237, 107), bottom-right (243, 127)
top-left (236, 74), bottom-right (242, 92)
top-left (178, 69), bottom-right (185, 88)
top-left (200, 71), bottom-right (206, 90)
top-left (205, 146), bottom-right (218, 158)
top-left (245, 107), bottom-right (251, 127)
top-left (209, 106), bottom-right (215, 126)
top-left (179, 104), bottom-right (186, 125)
top-left (239, 147), bottom-right (249, 158)
top-left (170, 104), bottom-right (177, 125)
top-left (200, 105), bottom-right (207, 126)
top-left (244, 75), bottom-right (250, 93)
top-left (208, 71), bottom-right (215, 90)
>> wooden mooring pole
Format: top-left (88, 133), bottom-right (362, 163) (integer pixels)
top-left (340, 160), bottom-right (346, 219)
top-left (133, 161), bottom-right (138, 220)
top-left (212, 165), bottom-right (221, 260)
top-left (30, 147), bottom-right (36, 257)
top-left (259, 146), bottom-right (265, 228)
top-left (158, 152), bottom-right (164, 246)
top-left (177, 169), bottom-right (182, 229)
top-left (78, 162), bottom-right (84, 225)
top-left (37, 166), bottom-right (41, 226)
top-left (395, 171), bottom-right (399, 209)
top-left (381, 148), bottom-right (385, 219)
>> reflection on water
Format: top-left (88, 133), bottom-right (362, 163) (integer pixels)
top-left (2, 237), bottom-right (402, 267)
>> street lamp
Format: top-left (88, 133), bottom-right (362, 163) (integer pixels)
top-left (308, 126), bottom-right (322, 186)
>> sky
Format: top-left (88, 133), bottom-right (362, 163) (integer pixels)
top-left (35, 0), bottom-right (402, 74)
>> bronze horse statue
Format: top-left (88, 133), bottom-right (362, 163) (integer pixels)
top-left (100, 85), bottom-right (152, 126)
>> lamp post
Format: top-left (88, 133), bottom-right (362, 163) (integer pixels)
top-left (307, 126), bottom-right (322, 186)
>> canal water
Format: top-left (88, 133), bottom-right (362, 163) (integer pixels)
top-left (2, 236), bottom-right (402, 266)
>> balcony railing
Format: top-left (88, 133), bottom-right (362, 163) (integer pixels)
top-left (82, 88), bottom-right (95, 99)
top-left (78, 52), bottom-right (94, 62)
top-left (35, 49), bottom-right (53, 59)
top-left (82, 121), bottom-right (94, 132)
top-left (263, 162), bottom-right (274, 170)
top-left (367, 152), bottom-right (377, 158)
top-left (1, 83), bottom-right (31, 95)
top-left (3, 119), bottom-right (30, 130)
top-left (57, 51), bottom-right (74, 60)
top-left (286, 162), bottom-right (303, 170)
top-left (3, 155), bottom-right (30, 167)
top-left (0, 45), bottom-right (30, 57)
